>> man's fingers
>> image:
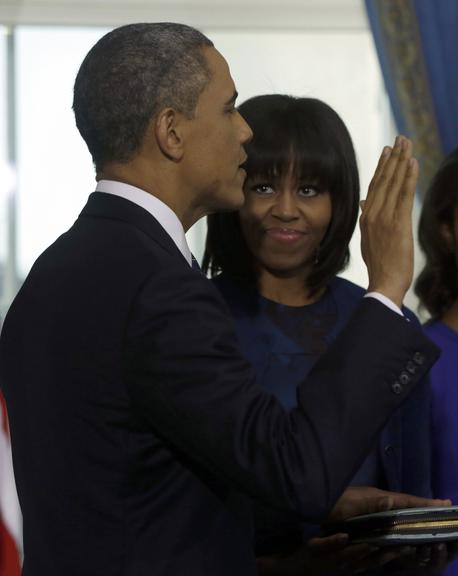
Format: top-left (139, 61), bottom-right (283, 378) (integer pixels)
top-left (396, 157), bottom-right (419, 219)
top-left (399, 495), bottom-right (451, 509)
top-left (364, 136), bottom-right (417, 220)
top-left (365, 145), bottom-right (391, 210)
top-left (382, 137), bottom-right (413, 214)
top-left (345, 544), bottom-right (415, 574)
top-left (359, 136), bottom-right (418, 306)
top-left (366, 136), bottom-right (411, 213)
top-left (428, 542), bottom-right (448, 571)
top-left (358, 545), bottom-right (415, 572)
top-left (308, 533), bottom-right (349, 553)
top-left (377, 492), bottom-right (451, 511)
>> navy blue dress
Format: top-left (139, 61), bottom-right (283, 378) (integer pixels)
top-left (212, 274), bottom-right (432, 552)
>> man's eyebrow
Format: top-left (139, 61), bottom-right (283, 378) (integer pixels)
top-left (225, 90), bottom-right (238, 106)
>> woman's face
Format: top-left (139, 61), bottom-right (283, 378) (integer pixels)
top-left (239, 168), bottom-right (332, 277)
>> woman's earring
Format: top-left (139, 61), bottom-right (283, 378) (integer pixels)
top-left (314, 247), bottom-right (320, 265)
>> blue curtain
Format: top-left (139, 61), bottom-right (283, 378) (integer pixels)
top-left (365, 0), bottom-right (458, 195)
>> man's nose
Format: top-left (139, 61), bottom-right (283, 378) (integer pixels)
top-left (238, 112), bottom-right (253, 145)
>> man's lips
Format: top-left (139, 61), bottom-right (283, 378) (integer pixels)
top-left (237, 155), bottom-right (247, 177)
top-left (238, 167), bottom-right (247, 179)
top-left (265, 228), bottom-right (307, 242)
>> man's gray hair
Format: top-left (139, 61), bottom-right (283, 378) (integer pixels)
top-left (73, 23), bottom-right (214, 170)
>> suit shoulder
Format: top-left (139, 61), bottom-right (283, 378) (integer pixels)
top-left (401, 304), bottom-right (421, 326)
top-left (331, 276), bottom-right (366, 307)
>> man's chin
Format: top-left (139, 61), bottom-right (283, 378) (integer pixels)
top-left (212, 187), bottom-right (245, 213)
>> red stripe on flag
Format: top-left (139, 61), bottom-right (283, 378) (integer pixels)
top-left (0, 521), bottom-right (21, 576)
top-left (0, 393), bottom-right (22, 573)
top-left (0, 398), bottom-right (8, 437)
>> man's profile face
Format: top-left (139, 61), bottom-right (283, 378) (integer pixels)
top-left (181, 47), bottom-right (253, 215)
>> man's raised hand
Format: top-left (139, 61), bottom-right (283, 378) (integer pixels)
top-left (360, 136), bottom-right (419, 307)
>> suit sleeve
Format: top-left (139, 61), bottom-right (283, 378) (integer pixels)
top-left (123, 263), bottom-right (439, 522)
top-left (397, 307), bottom-right (433, 497)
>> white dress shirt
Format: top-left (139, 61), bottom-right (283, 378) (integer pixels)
top-left (94, 180), bottom-right (403, 316)
top-left (96, 179), bottom-right (192, 267)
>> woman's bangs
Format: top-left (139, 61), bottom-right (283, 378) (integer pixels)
top-left (289, 142), bottom-right (339, 192)
top-left (245, 128), bottom-right (340, 191)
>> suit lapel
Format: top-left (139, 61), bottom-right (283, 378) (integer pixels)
top-left (79, 192), bottom-right (188, 265)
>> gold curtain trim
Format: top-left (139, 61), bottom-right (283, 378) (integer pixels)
top-left (374, 0), bottom-right (444, 194)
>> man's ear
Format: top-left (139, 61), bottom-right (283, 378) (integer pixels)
top-left (154, 107), bottom-right (186, 162)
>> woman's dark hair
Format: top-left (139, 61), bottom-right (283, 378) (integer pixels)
top-left (415, 148), bottom-right (458, 318)
top-left (202, 94), bottom-right (360, 296)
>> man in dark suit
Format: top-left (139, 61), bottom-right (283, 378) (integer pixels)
top-left (0, 23), bottom-right (442, 576)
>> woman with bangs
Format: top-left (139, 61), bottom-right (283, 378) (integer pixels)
top-left (202, 94), bottom-right (432, 568)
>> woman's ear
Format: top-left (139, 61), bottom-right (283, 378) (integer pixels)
top-left (440, 221), bottom-right (456, 253)
top-left (154, 107), bottom-right (185, 162)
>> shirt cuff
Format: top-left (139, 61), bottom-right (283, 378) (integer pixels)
top-left (364, 292), bottom-right (404, 317)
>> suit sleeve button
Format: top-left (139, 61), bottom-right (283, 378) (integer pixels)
top-left (406, 360), bottom-right (417, 374)
top-left (392, 381), bottom-right (403, 394)
top-left (384, 444), bottom-right (394, 455)
top-left (399, 371), bottom-right (410, 385)
top-left (413, 352), bottom-right (425, 365)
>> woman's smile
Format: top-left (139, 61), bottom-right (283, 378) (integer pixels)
top-left (264, 227), bottom-right (307, 243)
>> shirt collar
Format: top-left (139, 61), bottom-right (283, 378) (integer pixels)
top-left (95, 180), bottom-right (192, 266)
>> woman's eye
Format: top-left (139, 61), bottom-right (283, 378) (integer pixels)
top-left (251, 184), bottom-right (275, 195)
top-left (298, 186), bottom-right (319, 198)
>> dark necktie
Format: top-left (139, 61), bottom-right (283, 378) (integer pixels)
top-left (191, 254), bottom-right (202, 272)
